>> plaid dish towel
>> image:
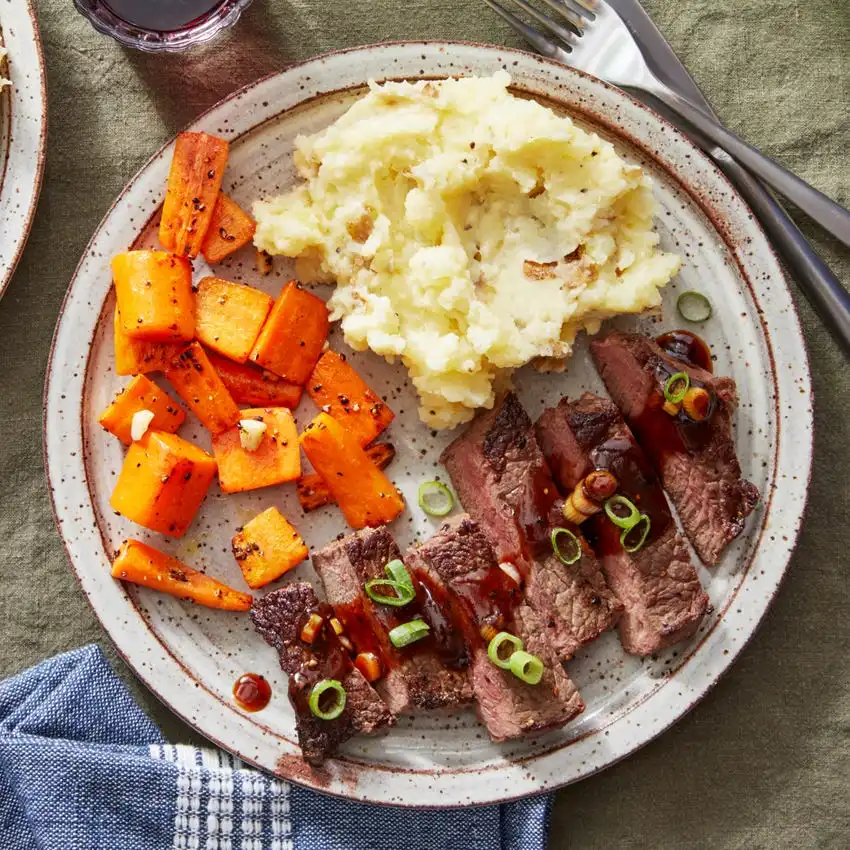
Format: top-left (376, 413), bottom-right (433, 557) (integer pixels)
top-left (0, 646), bottom-right (552, 849)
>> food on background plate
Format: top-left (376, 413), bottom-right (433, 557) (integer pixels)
top-left (110, 430), bottom-right (217, 538)
top-left (536, 393), bottom-right (709, 656)
top-left (297, 441), bottom-right (395, 513)
top-left (441, 392), bottom-right (623, 661)
top-left (251, 582), bottom-right (395, 765)
top-left (113, 540), bottom-right (252, 611)
top-left (232, 507), bottom-right (308, 589)
top-left (97, 374), bottom-right (185, 445)
top-left (254, 72), bottom-right (680, 428)
top-left (591, 331), bottom-right (759, 565)
top-left (300, 413), bottom-right (405, 529)
top-left (312, 526), bottom-right (474, 715)
top-left (211, 407), bottom-right (300, 493)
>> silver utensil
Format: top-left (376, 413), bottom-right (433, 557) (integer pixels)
top-left (484, 0), bottom-right (850, 356)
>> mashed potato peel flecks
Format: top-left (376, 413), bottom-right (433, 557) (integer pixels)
top-left (254, 73), bottom-right (680, 428)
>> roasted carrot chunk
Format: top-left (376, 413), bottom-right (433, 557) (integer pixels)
top-left (296, 442), bottom-right (395, 513)
top-left (201, 193), bottom-right (257, 264)
top-left (159, 132), bottom-right (229, 258)
top-left (300, 413), bottom-right (404, 529)
top-left (249, 281), bottom-right (329, 385)
top-left (112, 250), bottom-right (194, 342)
top-left (194, 277), bottom-right (273, 364)
top-left (207, 352), bottom-right (303, 408)
top-left (306, 351), bottom-right (394, 447)
top-left (232, 507), bottom-right (308, 589)
top-left (114, 308), bottom-right (182, 376)
top-left (211, 407), bottom-right (300, 493)
top-left (110, 431), bottom-right (217, 538)
top-left (97, 374), bottom-right (185, 445)
top-left (112, 539), bottom-right (252, 611)
top-left (165, 342), bottom-right (241, 435)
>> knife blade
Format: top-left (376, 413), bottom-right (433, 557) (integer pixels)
top-left (608, 0), bottom-right (850, 356)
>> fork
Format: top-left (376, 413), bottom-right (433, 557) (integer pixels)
top-left (483, 0), bottom-right (850, 355)
top-left (484, 0), bottom-right (850, 250)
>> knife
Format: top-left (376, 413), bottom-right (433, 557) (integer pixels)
top-left (608, 0), bottom-right (850, 357)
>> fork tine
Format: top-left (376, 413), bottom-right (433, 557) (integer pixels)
top-left (502, 0), bottom-right (581, 48)
top-left (482, 0), bottom-right (571, 58)
top-left (534, 0), bottom-right (587, 33)
top-left (560, 0), bottom-right (597, 21)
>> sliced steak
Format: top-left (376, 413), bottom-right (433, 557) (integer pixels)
top-left (536, 394), bottom-right (709, 655)
top-left (441, 392), bottom-right (622, 660)
top-left (406, 515), bottom-right (583, 741)
top-left (251, 582), bottom-right (394, 765)
top-left (590, 332), bottom-right (759, 564)
top-left (313, 527), bottom-right (473, 714)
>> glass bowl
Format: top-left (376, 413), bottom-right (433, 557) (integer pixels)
top-left (73, 0), bottom-right (255, 53)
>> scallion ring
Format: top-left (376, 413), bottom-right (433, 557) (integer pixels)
top-left (365, 578), bottom-right (415, 607)
top-left (384, 558), bottom-right (413, 590)
top-left (418, 480), bottom-right (455, 517)
top-left (621, 514), bottom-right (651, 553)
top-left (308, 679), bottom-right (347, 720)
top-left (508, 650), bottom-right (544, 685)
top-left (487, 631), bottom-right (524, 670)
top-left (664, 371), bottom-right (690, 405)
top-left (676, 290), bottom-right (713, 323)
top-left (389, 619), bottom-right (430, 648)
top-left (604, 495), bottom-right (641, 530)
top-left (551, 527), bottom-right (582, 565)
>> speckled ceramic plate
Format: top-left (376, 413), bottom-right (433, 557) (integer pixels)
top-left (0, 0), bottom-right (47, 298)
top-left (44, 43), bottom-right (812, 806)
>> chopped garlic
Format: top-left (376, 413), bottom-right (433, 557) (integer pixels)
top-left (130, 409), bottom-right (155, 442)
top-left (238, 418), bottom-right (267, 451)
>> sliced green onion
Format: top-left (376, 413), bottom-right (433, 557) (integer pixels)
top-left (508, 650), bottom-right (544, 685)
top-left (621, 514), bottom-right (651, 553)
top-left (384, 558), bottom-right (413, 590)
top-left (551, 527), bottom-right (581, 565)
top-left (308, 679), bottom-right (346, 720)
top-left (604, 495), bottom-right (641, 530)
top-left (677, 290), bottom-right (713, 323)
top-left (418, 480), bottom-right (455, 517)
top-left (389, 619), bottom-right (430, 648)
top-left (487, 632), bottom-right (524, 669)
top-left (664, 371), bottom-right (690, 404)
top-left (365, 578), bottom-right (415, 607)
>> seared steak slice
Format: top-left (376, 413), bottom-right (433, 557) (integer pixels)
top-left (536, 394), bottom-right (709, 655)
top-left (251, 583), bottom-right (394, 764)
top-left (591, 332), bottom-right (759, 564)
top-left (313, 527), bottom-right (473, 714)
top-left (441, 392), bottom-right (622, 660)
top-left (406, 515), bottom-right (584, 742)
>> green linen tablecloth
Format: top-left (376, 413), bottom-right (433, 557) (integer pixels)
top-left (2, 1), bottom-right (848, 846)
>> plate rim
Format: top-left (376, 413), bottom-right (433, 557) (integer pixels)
top-left (0, 0), bottom-right (48, 299)
top-left (43, 40), bottom-right (813, 806)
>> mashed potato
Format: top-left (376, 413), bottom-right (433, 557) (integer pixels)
top-left (254, 73), bottom-right (679, 428)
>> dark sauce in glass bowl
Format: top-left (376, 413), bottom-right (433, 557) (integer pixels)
top-left (104, 0), bottom-right (225, 30)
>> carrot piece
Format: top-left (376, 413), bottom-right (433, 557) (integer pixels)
top-left (306, 351), bottom-right (394, 447)
top-left (211, 407), bottom-right (300, 494)
top-left (97, 374), bottom-right (186, 445)
top-left (114, 308), bottom-right (182, 376)
top-left (165, 342), bottom-right (241, 435)
top-left (194, 276), bottom-right (273, 364)
top-left (110, 430), bottom-right (217, 538)
top-left (207, 352), bottom-right (303, 408)
top-left (201, 193), bottom-right (257, 263)
top-left (296, 442), bottom-right (395, 513)
top-left (159, 132), bottom-right (229, 258)
top-left (112, 539), bottom-right (252, 611)
top-left (232, 507), bottom-right (308, 589)
top-left (112, 250), bottom-right (194, 343)
top-left (249, 281), bottom-right (329, 385)
top-left (299, 413), bottom-right (404, 529)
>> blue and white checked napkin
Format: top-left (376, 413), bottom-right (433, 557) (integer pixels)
top-left (0, 645), bottom-right (552, 849)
